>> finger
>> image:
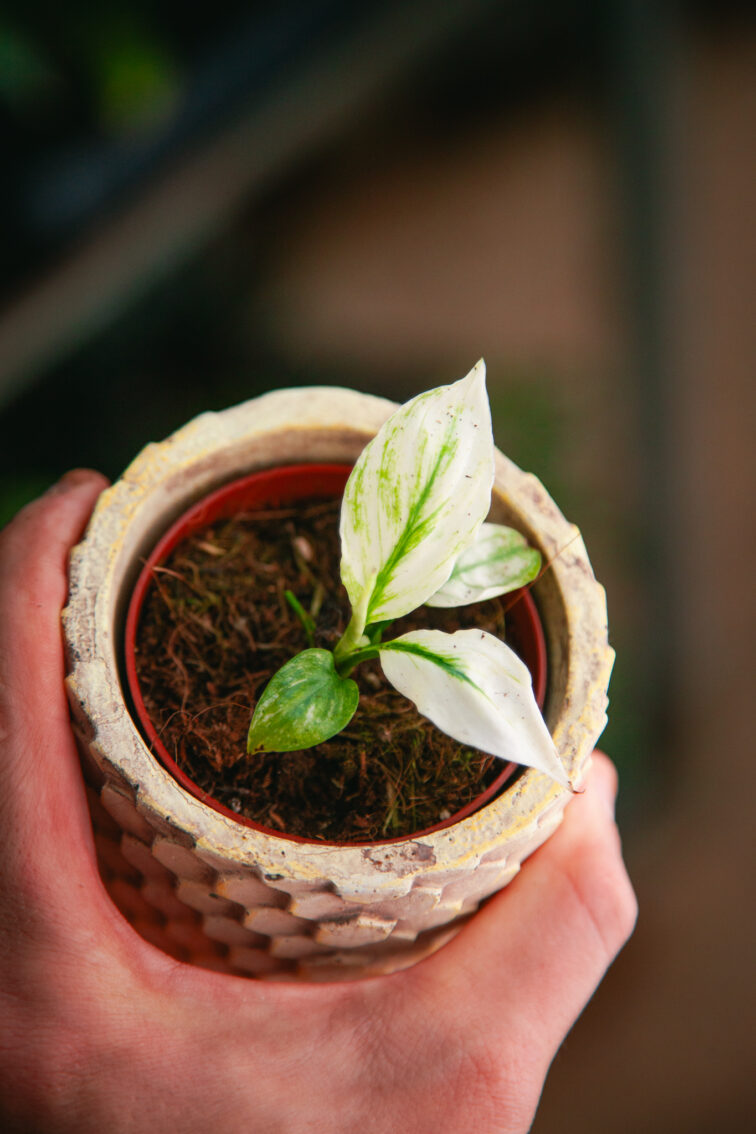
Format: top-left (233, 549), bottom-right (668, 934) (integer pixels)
top-left (420, 753), bottom-right (637, 1057)
top-left (0, 469), bottom-right (107, 752)
top-left (0, 471), bottom-right (108, 892)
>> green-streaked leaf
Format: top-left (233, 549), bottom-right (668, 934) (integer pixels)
top-left (378, 629), bottom-right (570, 788)
top-left (425, 523), bottom-right (541, 608)
top-left (247, 649), bottom-right (359, 754)
top-left (339, 360), bottom-right (494, 628)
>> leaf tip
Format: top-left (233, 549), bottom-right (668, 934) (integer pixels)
top-left (468, 357), bottom-right (487, 391)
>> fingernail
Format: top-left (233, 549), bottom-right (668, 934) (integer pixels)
top-left (47, 469), bottom-right (99, 495)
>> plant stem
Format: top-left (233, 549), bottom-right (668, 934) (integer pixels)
top-left (333, 585), bottom-right (372, 666)
top-left (335, 644), bottom-right (379, 677)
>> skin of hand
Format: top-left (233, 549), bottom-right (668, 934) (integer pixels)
top-left (0, 471), bottom-right (637, 1134)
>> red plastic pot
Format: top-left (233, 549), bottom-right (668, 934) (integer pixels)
top-left (124, 464), bottom-right (547, 845)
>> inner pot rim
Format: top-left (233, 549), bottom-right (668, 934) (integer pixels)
top-left (123, 461), bottom-right (548, 847)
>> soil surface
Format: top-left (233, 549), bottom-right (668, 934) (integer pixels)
top-left (133, 498), bottom-right (527, 842)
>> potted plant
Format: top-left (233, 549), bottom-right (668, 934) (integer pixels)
top-left (64, 363), bottom-right (613, 980)
top-left (123, 461), bottom-right (548, 842)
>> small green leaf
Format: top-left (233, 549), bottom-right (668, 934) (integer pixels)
top-left (247, 649), bottom-right (359, 754)
top-left (426, 523), bottom-right (541, 608)
top-left (339, 360), bottom-right (494, 625)
top-left (365, 619), bottom-right (393, 645)
top-left (284, 589), bottom-right (316, 647)
top-left (379, 629), bottom-right (570, 788)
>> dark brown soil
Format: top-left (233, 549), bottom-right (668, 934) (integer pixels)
top-left (132, 498), bottom-right (525, 842)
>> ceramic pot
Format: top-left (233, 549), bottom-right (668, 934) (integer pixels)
top-left (63, 387), bottom-right (614, 980)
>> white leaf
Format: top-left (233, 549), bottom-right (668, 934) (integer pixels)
top-left (425, 523), bottom-right (541, 608)
top-left (378, 628), bottom-right (569, 788)
top-left (340, 360), bottom-right (493, 626)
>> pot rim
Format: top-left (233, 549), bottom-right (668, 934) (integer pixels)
top-left (64, 385), bottom-right (612, 890)
top-left (123, 462), bottom-right (547, 847)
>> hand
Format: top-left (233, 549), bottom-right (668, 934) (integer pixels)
top-left (0, 472), bottom-right (637, 1134)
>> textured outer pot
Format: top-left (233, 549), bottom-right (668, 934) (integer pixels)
top-left (63, 387), bottom-right (614, 981)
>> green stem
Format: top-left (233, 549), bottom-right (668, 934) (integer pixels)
top-left (335, 644), bottom-right (379, 677)
top-left (333, 585), bottom-right (372, 666)
top-left (333, 611), bottom-right (363, 665)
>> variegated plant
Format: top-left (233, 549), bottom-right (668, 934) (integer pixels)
top-left (247, 361), bottom-right (571, 789)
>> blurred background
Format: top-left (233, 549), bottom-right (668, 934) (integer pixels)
top-left (1, 1), bottom-right (753, 1128)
